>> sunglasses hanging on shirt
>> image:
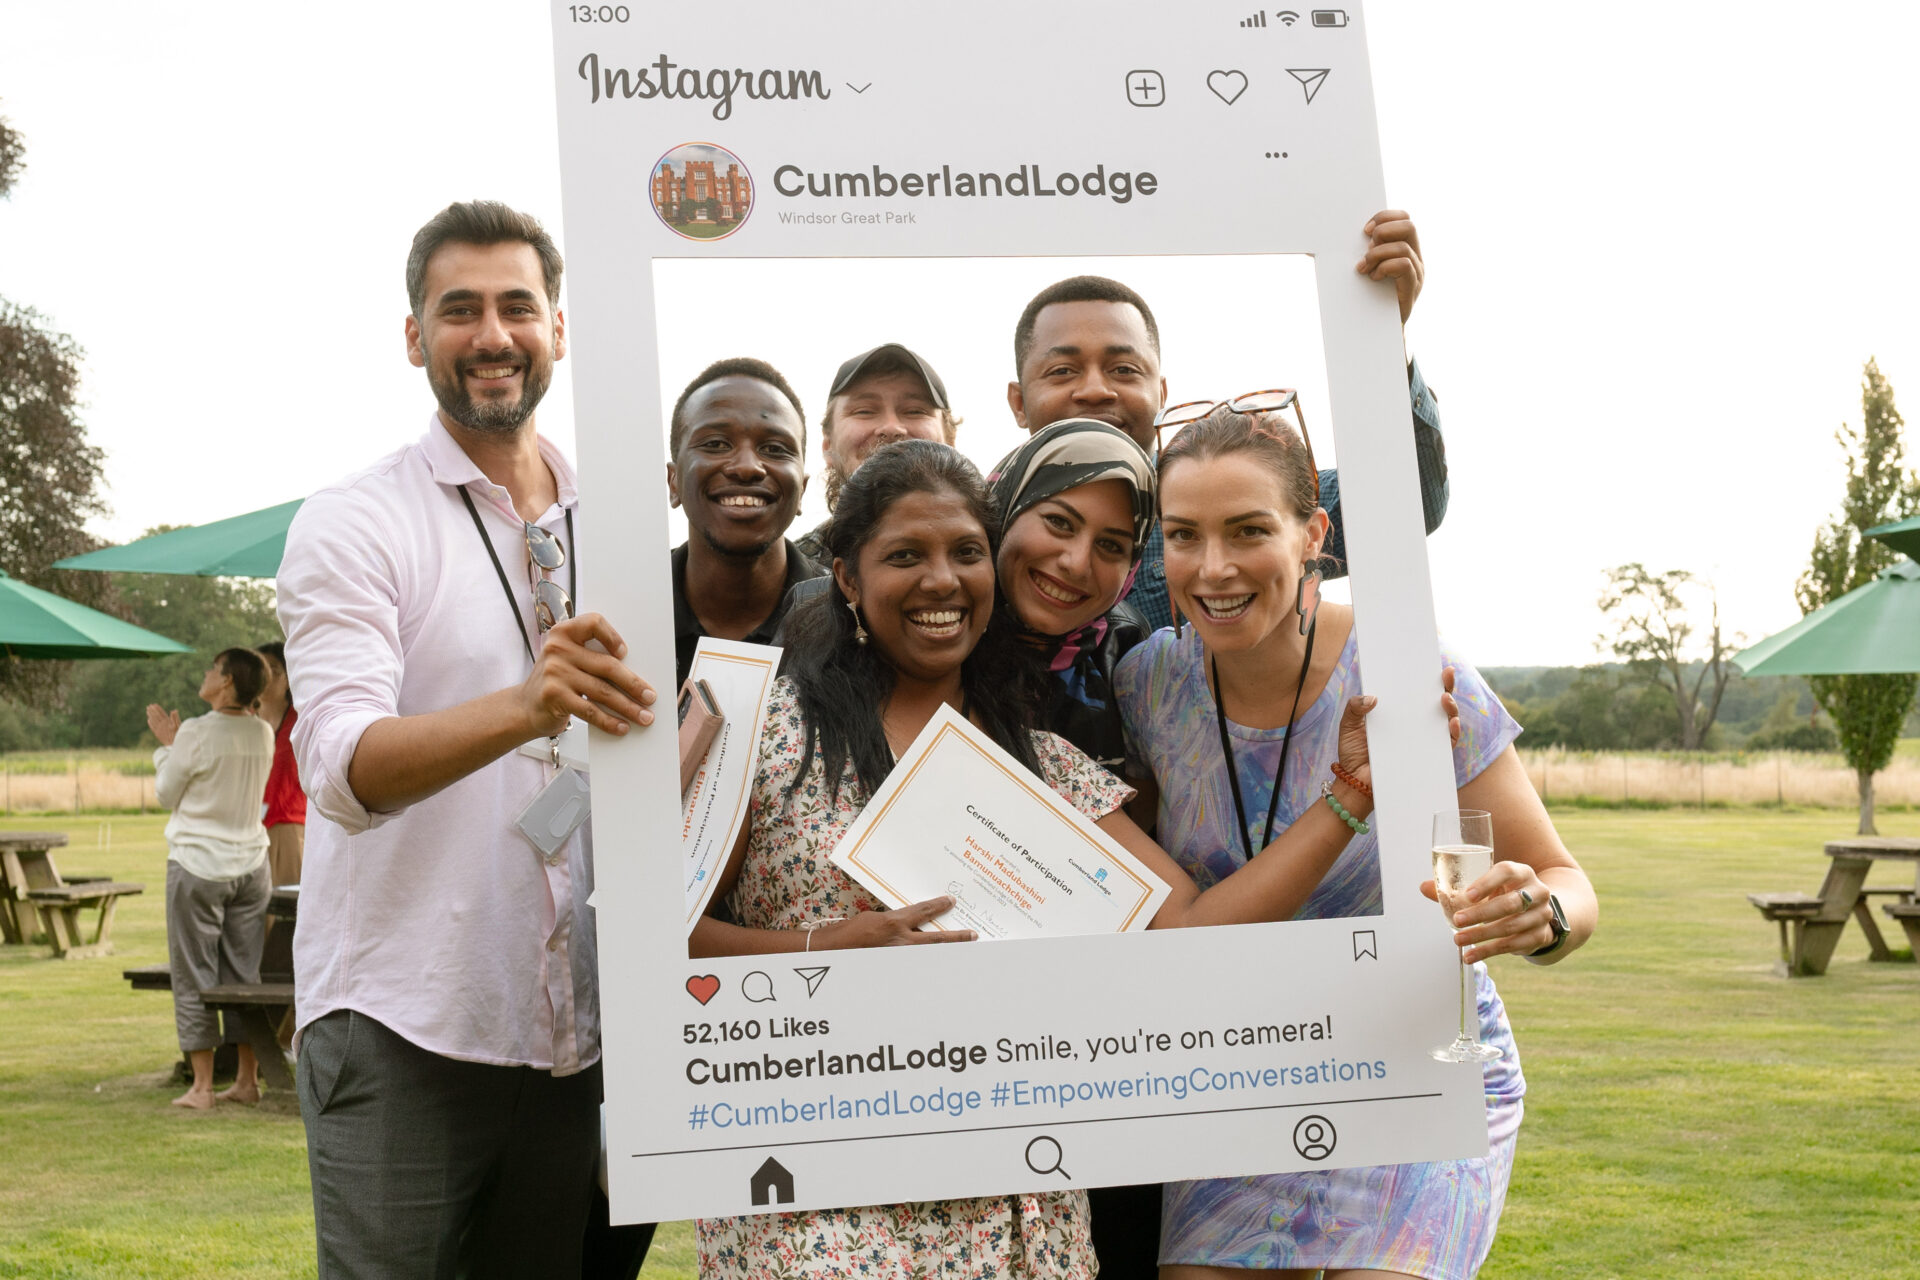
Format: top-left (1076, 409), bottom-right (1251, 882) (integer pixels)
top-left (459, 486), bottom-right (590, 865)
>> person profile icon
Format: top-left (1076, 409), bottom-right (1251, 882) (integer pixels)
top-left (1292, 1114), bottom-right (1337, 1161)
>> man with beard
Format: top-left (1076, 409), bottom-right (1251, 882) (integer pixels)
top-left (668, 357), bottom-right (821, 688)
top-left (1008, 210), bottom-right (1450, 633)
top-left (792, 343), bottom-right (956, 563)
top-left (278, 201), bottom-right (658, 1279)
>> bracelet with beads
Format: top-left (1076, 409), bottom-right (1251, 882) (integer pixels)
top-left (1321, 781), bottom-right (1370, 835)
top-left (1329, 760), bottom-right (1371, 798)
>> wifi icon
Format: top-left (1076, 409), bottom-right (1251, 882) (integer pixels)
top-left (1277, 9), bottom-right (1301, 23)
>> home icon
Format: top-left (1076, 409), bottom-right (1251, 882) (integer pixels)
top-left (750, 1156), bottom-right (795, 1206)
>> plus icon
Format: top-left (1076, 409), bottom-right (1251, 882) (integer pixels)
top-left (1125, 70), bottom-right (1165, 107)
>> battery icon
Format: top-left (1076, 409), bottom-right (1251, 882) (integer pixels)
top-left (1310, 9), bottom-right (1348, 25)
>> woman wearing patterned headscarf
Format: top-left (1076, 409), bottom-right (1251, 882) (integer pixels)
top-left (987, 420), bottom-right (1177, 1280)
top-left (987, 419), bottom-right (1158, 774)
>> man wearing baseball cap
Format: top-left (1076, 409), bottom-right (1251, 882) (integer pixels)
top-left (792, 342), bottom-right (960, 562)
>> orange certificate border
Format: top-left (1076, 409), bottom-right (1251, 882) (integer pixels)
top-left (838, 719), bottom-right (1161, 932)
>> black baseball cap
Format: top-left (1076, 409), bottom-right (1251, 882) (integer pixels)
top-left (827, 343), bottom-right (950, 410)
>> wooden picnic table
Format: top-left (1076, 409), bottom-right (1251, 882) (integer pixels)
top-left (0, 830), bottom-right (145, 958)
top-left (1795, 837), bottom-right (1920, 976)
top-left (1, 832), bottom-right (69, 945)
top-left (262, 886), bottom-right (298, 983)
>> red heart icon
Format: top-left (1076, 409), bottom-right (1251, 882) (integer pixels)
top-left (686, 974), bottom-right (721, 1006)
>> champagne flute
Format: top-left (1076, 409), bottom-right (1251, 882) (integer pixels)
top-left (1430, 809), bottom-right (1503, 1064)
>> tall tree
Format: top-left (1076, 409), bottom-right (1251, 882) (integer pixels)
top-left (1597, 564), bottom-right (1737, 750)
top-left (0, 110), bottom-right (24, 197)
top-left (1796, 359), bottom-right (1920, 833)
top-left (0, 106), bottom-right (114, 704)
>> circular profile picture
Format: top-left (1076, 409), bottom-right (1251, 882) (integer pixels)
top-left (650, 141), bottom-right (754, 241)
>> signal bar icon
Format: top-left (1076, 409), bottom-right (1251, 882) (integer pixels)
top-left (1241, 9), bottom-right (1267, 26)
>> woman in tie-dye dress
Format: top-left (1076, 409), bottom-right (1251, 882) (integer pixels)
top-left (1114, 403), bottom-right (1596, 1280)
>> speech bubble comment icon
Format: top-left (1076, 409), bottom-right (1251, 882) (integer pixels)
top-left (741, 970), bottom-right (778, 1003)
top-left (1024, 1135), bottom-right (1070, 1180)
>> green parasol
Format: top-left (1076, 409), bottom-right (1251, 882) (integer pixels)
top-left (52, 499), bottom-right (303, 579)
top-left (1862, 513), bottom-right (1920, 561)
top-left (0, 571), bottom-right (192, 660)
top-left (1733, 558), bottom-right (1920, 676)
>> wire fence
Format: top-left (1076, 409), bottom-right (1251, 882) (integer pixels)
top-left (5, 748), bottom-right (1918, 815)
top-left (1, 752), bottom-right (156, 815)
top-left (1518, 748), bottom-right (1920, 808)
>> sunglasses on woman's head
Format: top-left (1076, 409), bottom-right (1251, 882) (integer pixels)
top-left (1153, 389), bottom-right (1317, 504)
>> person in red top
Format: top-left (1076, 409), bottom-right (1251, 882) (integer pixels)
top-left (256, 641), bottom-right (306, 885)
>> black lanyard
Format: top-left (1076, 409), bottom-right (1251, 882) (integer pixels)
top-left (1212, 616), bottom-right (1317, 863)
top-left (459, 486), bottom-right (575, 667)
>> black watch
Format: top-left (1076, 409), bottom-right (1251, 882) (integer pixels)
top-left (1527, 893), bottom-right (1570, 958)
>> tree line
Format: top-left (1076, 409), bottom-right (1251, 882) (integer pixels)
top-left (0, 106), bottom-right (283, 752)
top-left (1482, 661), bottom-right (1920, 754)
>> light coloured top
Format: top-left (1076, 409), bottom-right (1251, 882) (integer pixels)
top-left (153, 710), bottom-right (273, 881)
top-left (278, 414), bottom-right (597, 1075)
top-left (1116, 627), bottom-right (1525, 1278)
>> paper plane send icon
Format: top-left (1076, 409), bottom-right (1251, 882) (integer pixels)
top-left (792, 965), bottom-right (831, 998)
top-left (1286, 68), bottom-right (1330, 104)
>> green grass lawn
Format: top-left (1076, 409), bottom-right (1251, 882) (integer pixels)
top-left (4, 810), bottom-right (1916, 1278)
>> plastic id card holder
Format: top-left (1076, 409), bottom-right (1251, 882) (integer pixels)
top-left (516, 765), bottom-right (591, 864)
top-left (518, 718), bottom-right (590, 771)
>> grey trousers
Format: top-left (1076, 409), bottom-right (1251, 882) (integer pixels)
top-left (165, 859), bottom-right (270, 1052)
top-left (298, 1009), bottom-right (601, 1280)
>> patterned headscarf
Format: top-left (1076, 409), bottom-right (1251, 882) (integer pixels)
top-left (986, 419), bottom-right (1158, 671)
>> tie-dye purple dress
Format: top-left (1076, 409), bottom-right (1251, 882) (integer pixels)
top-left (1114, 625), bottom-right (1526, 1279)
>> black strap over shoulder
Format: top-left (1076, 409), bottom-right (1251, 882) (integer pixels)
top-left (458, 486), bottom-right (575, 669)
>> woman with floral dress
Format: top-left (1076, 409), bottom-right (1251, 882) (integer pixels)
top-left (689, 439), bottom-right (1389, 1279)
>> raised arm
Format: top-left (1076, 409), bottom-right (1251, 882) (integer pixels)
top-left (1102, 695), bottom-right (1377, 929)
top-left (1318, 210), bottom-right (1450, 579)
top-left (151, 714), bottom-right (196, 812)
top-left (1117, 674), bottom-right (1464, 928)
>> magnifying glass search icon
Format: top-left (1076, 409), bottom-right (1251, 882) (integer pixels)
top-left (1024, 1135), bottom-right (1070, 1180)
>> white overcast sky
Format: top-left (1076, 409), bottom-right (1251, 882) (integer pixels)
top-left (4, 1), bottom-right (1918, 667)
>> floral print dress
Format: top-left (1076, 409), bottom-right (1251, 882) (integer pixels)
top-left (697, 678), bottom-right (1133, 1280)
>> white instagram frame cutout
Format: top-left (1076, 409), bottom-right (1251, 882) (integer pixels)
top-left (552, 0), bottom-right (1482, 1223)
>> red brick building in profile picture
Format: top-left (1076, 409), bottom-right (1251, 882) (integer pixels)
top-left (651, 155), bottom-right (752, 227)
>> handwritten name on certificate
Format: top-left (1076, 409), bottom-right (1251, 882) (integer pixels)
top-left (682, 638), bottom-right (780, 932)
top-left (829, 706), bottom-right (1171, 937)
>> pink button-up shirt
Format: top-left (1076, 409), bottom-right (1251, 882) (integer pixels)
top-left (279, 415), bottom-right (597, 1074)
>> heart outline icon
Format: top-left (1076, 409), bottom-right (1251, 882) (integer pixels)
top-left (686, 974), bottom-right (721, 1005)
top-left (1207, 70), bottom-right (1248, 106)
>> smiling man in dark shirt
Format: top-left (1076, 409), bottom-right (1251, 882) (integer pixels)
top-left (667, 357), bottom-right (824, 687)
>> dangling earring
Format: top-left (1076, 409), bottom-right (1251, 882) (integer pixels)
top-left (1294, 562), bottom-right (1322, 636)
top-left (848, 600), bottom-right (868, 646)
